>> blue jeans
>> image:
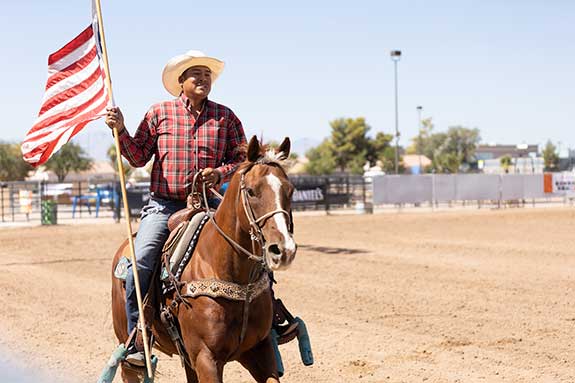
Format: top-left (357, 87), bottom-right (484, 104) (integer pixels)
top-left (125, 196), bottom-right (186, 333)
top-left (125, 195), bottom-right (221, 333)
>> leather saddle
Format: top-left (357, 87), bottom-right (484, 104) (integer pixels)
top-left (162, 208), bottom-right (210, 281)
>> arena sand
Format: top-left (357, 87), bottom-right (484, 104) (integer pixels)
top-left (0, 207), bottom-right (573, 382)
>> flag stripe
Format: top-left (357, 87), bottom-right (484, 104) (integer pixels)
top-left (49, 37), bottom-right (96, 74)
top-left (25, 119), bottom-right (93, 165)
top-left (46, 46), bottom-right (98, 90)
top-left (23, 101), bottom-right (107, 163)
top-left (22, 22), bottom-right (110, 167)
top-left (28, 73), bottom-right (107, 134)
top-left (27, 86), bottom-right (107, 140)
top-left (48, 26), bottom-right (94, 66)
top-left (39, 61), bottom-right (103, 115)
top-left (41, 56), bottom-right (102, 112)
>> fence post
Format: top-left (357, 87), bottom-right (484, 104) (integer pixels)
top-left (9, 184), bottom-right (15, 222)
top-left (78, 182), bottom-right (82, 218)
top-left (346, 176), bottom-right (350, 202)
top-left (324, 177), bottom-right (330, 213)
top-left (431, 174), bottom-right (436, 210)
top-left (362, 176), bottom-right (367, 205)
top-left (498, 174), bottom-right (502, 209)
top-left (113, 181), bottom-right (121, 222)
top-left (1, 183), bottom-right (5, 222)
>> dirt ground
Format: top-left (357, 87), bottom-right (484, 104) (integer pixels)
top-left (0, 207), bottom-right (574, 383)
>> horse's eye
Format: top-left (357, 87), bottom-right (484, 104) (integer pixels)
top-left (246, 188), bottom-right (255, 197)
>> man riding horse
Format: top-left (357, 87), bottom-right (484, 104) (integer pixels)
top-left (106, 51), bottom-right (251, 366)
top-left (105, 50), bottom-right (249, 366)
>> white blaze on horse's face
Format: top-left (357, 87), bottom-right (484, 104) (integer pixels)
top-left (263, 173), bottom-right (297, 270)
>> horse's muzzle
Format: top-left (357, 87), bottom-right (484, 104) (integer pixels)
top-left (266, 241), bottom-right (297, 271)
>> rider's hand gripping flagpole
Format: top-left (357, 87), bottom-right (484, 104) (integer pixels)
top-left (93, 0), bottom-right (154, 377)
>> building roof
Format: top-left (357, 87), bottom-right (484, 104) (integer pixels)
top-left (402, 154), bottom-right (432, 168)
top-left (476, 144), bottom-right (538, 160)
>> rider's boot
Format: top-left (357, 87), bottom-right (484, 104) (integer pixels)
top-left (125, 326), bottom-right (146, 367)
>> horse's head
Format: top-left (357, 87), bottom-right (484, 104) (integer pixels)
top-left (237, 136), bottom-right (297, 271)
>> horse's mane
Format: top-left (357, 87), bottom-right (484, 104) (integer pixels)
top-left (236, 142), bottom-right (288, 173)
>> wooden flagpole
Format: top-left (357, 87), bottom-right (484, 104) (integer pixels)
top-left (93, 0), bottom-right (154, 377)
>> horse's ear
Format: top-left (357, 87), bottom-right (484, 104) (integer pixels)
top-left (247, 135), bottom-right (260, 162)
top-left (276, 137), bottom-right (291, 160)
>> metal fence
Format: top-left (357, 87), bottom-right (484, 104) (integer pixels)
top-left (3, 173), bottom-right (571, 224)
top-left (0, 176), bottom-right (370, 224)
top-left (0, 180), bottom-right (150, 224)
top-left (372, 174), bottom-right (568, 206)
top-left (290, 175), bottom-right (368, 211)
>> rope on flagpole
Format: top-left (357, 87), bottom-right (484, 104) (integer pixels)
top-left (93, 0), bottom-right (154, 377)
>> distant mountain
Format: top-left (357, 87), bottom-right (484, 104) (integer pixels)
top-left (291, 137), bottom-right (321, 157)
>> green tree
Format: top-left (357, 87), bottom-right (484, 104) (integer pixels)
top-left (368, 132), bottom-right (400, 173)
top-left (45, 142), bottom-right (93, 182)
top-left (0, 142), bottom-right (33, 181)
top-left (542, 140), bottom-right (559, 172)
top-left (305, 117), bottom-right (399, 175)
top-left (432, 126), bottom-right (480, 173)
top-left (407, 118), bottom-right (443, 173)
top-left (407, 117), bottom-right (433, 155)
top-left (330, 117), bottom-right (371, 173)
top-left (500, 155), bottom-right (512, 174)
top-left (107, 144), bottom-right (132, 178)
top-left (305, 139), bottom-right (336, 175)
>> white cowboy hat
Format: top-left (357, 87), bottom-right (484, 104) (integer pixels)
top-left (161, 50), bottom-right (225, 97)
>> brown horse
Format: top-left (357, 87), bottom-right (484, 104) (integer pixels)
top-left (111, 136), bottom-right (297, 383)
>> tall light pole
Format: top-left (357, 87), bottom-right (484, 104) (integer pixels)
top-left (390, 50), bottom-right (402, 174)
top-left (416, 105), bottom-right (423, 172)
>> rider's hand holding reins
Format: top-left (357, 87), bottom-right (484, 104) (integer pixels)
top-left (201, 167), bottom-right (221, 187)
top-left (105, 106), bottom-right (126, 133)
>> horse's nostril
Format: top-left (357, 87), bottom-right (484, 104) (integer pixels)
top-left (268, 244), bottom-right (281, 256)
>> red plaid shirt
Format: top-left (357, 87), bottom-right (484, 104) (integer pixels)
top-left (118, 95), bottom-right (246, 201)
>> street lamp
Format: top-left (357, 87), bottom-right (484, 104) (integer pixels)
top-left (416, 105), bottom-right (423, 172)
top-left (390, 50), bottom-right (402, 174)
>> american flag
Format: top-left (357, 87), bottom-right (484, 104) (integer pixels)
top-left (21, 19), bottom-right (110, 167)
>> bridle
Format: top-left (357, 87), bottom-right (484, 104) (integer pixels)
top-left (199, 161), bottom-right (292, 271)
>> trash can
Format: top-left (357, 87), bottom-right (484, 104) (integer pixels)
top-left (41, 200), bottom-right (58, 225)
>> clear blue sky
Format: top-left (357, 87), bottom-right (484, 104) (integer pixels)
top-left (1, 0), bottom-right (574, 160)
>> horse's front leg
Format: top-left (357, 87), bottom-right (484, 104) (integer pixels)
top-left (184, 362), bottom-right (199, 383)
top-left (194, 348), bottom-right (224, 383)
top-left (238, 336), bottom-right (280, 383)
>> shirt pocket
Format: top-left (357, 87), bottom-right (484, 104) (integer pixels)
top-left (155, 116), bottom-right (172, 155)
top-left (198, 119), bottom-right (222, 162)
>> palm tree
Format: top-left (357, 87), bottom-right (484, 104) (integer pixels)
top-left (107, 144), bottom-right (131, 178)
